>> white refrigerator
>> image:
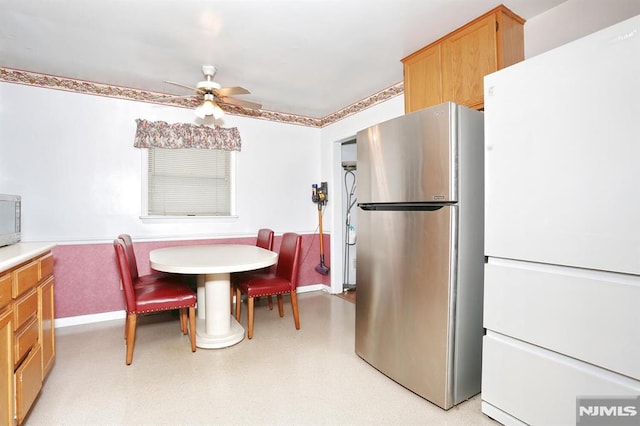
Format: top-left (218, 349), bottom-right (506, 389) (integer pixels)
top-left (482, 15), bottom-right (640, 425)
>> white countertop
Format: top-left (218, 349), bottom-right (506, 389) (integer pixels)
top-left (0, 242), bottom-right (57, 272)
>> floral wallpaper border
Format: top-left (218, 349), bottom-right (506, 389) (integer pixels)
top-left (0, 67), bottom-right (403, 128)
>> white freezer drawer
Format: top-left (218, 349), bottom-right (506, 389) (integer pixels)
top-left (482, 332), bottom-right (640, 426)
top-left (484, 259), bottom-right (640, 379)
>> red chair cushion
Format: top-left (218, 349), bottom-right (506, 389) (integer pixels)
top-left (132, 282), bottom-right (196, 314)
top-left (238, 275), bottom-right (292, 298)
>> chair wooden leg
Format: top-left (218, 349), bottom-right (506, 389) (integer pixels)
top-left (277, 294), bottom-right (284, 317)
top-left (188, 306), bottom-right (196, 352)
top-left (235, 287), bottom-right (242, 321)
top-left (247, 296), bottom-right (255, 339)
top-left (179, 308), bottom-right (188, 334)
top-left (125, 313), bottom-right (137, 365)
top-left (268, 295), bottom-right (273, 310)
top-left (291, 291), bottom-right (300, 330)
top-left (125, 314), bottom-right (129, 341)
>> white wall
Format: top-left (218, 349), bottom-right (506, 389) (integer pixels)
top-left (525, 0), bottom-right (640, 58)
top-left (0, 82), bottom-right (321, 242)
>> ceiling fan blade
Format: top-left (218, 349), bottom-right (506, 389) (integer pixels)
top-left (163, 80), bottom-right (201, 93)
top-left (218, 96), bottom-right (262, 110)
top-left (215, 86), bottom-right (250, 96)
top-left (159, 67), bottom-right (260, 112)
top-left (150, 94), bottom-right (197, 101)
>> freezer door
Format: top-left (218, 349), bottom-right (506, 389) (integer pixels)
top-left (356, 102), bottom-right (457, 203)
top-left (484, 16), bottom-right (640, 275)
top-left (355, 206), bottom-right (456, 409)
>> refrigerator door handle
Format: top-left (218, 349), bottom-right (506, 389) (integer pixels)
top-left (358, 203), bottom-right (449, 211)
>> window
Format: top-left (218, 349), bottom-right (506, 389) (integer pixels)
top-left (146, 148), bottom-right (233, 216)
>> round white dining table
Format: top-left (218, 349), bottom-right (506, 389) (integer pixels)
top-left (149, 244), bottom-right (278, 349)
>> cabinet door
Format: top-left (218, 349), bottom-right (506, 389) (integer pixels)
top-left (15, 345), bottom-right (42, 425)
top-left (403, 43), bottom-right (442, 112)
top-left (441, 13), bottom-right (497, 109)
top-left (496, 10), bottom-right (524, 69)
top-left (38, 277), bottom-right (55, 378)
top-left (0, 308), bottom-right (13, 426)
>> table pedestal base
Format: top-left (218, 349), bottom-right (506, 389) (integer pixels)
top-left (195, 316), bottom-right (244, 348)
top-left (195, 272), bottom-right (245, 349)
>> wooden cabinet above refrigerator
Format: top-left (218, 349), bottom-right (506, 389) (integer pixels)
top-left (402, 5), bottom-right (524, 113)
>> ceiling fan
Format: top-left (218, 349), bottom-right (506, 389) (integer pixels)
top-left (159, 65), bottom-right (261, 119)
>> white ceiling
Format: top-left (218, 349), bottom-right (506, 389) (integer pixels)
top-left (0, 0), bottom-right (566, 118)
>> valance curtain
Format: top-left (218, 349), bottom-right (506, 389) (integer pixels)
top-left (134, 119), bottom-right (242, 151)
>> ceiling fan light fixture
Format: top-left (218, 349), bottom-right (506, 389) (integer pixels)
top-left (212, 102), bottom-right (225, 119)
top-left (195, 94), bottom-right (225, 119)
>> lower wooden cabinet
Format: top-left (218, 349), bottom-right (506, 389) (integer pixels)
top-left (0, 245), bottom-right (56, 425)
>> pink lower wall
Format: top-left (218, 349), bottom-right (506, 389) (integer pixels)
top-left (52, 234), bottom-right (330, 319)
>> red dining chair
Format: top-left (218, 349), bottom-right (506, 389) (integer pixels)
top-left (118, 234), bottom-right (184, 286)
top-left (230, 228), bottom-right (275, 312)
top-left (256, 228), bottom-right (275, 251)
top-left (114, 238), bottom-right (197, 365)
top-left (235, 232), bottom-right (302, 339)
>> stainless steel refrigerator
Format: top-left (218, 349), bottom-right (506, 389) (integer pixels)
top-left (355, 102), bottom-right (484, 410)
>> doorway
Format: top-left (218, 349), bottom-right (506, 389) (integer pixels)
top-left (341, 139), bottom-right (357, 298)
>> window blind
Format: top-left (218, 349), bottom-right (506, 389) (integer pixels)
top-left (148, 148), bottom-right (231, 216)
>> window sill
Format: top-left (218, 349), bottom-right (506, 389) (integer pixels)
top-left (139, 215), bottom-right (239, 224)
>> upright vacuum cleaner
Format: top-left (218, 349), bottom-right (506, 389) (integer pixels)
top-left (312, 182), bottom-right (330, 275)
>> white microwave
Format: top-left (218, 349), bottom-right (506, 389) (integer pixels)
top-left (0, 194), bottom-right (21, 247)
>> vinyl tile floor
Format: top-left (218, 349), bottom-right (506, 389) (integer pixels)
top-left (26, 291), bottom-right (497, 425)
